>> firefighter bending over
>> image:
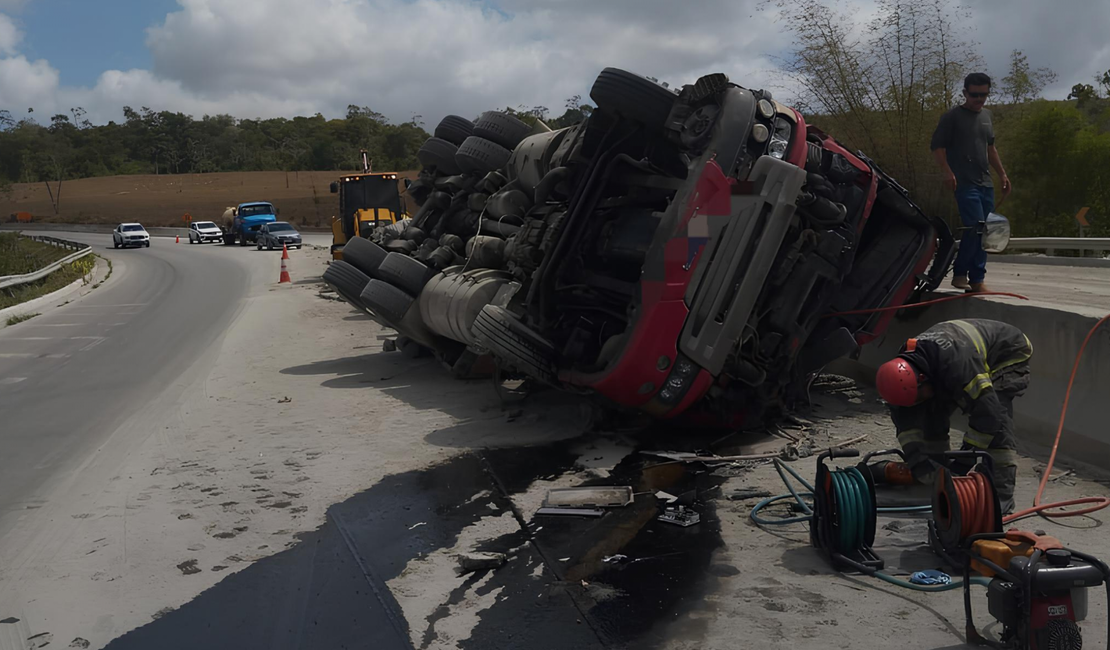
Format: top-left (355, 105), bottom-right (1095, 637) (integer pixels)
top-left (874, 318), bottom-right (1032, 514)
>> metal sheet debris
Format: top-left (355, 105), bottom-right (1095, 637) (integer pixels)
top-left (536, 507), bottom-right (604, 517)
top-left (542, 486), bottom-right (633, 509)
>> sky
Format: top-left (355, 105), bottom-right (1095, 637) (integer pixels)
top-left (1, 0), bottom-right (1108, 128)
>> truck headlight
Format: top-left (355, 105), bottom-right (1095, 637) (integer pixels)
top-left (767, 117), bottom-right (792, 160)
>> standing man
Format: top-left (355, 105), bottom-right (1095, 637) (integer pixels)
top-left (874, 319), bottom-right (1033, 514)
top-left (930, 72), bottom-right (1011, 293)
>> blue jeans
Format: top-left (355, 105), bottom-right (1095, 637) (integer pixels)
top-left (953, 185), bottom-right (994, 284)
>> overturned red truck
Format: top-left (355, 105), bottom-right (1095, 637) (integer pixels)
top-left (324, 68), bottom-right (955, 427)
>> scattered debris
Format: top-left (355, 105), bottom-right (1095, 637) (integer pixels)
top-left (542, 486), bottom-right (633, 509)
top-left (455, 551), bottom-right (507, 575)
top-left (277, 396), bottom-right (292, 403)
top-left (658, 505), bottom-right (701, 527)
top-left (642, 450), bottom-right (781, 463)
top-left (559, 557), bottom-right (570, 562)
top-left (382, 338), bottom-right (397, 352)
top-left (602, 554), bottom-right (629, 563)
top-left (537, 507), bottom-right (604, 517)
top-left (0, 617), bottom-right (19, 624)
top-left (408, 521), bottom-right (426, 530)
top-left (654, 490), bottom-right (678, 504)
top-left (176, 559), bottom-right (201, 575)
top-left (27, 632), bottom-right (53, 648)
top-left (152, 607), bottom-right (175, 620)
top-left (727, 488), bottom-right (773, 501)
top-left (69, 638), bottom-right (91, 649)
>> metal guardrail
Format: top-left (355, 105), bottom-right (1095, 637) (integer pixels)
top-left (1006, 237), bottom-right (1110, 254)
top-left (0, 235), bottom-right (93, 290)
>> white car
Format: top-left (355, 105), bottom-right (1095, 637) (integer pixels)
top-left (188, 221), bottom-right (223, 244)
top-left (113, 223), bottom-right (150, 248)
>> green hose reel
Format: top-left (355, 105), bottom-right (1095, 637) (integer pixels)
top-left (811, 448), bottom-right (884, 573)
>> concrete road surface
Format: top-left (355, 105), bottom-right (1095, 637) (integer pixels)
top-left (0, 235), bottom-right (251, 524)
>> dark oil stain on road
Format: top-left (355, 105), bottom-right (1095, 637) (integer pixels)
top-left (104, 432), bottom-right (728, 650)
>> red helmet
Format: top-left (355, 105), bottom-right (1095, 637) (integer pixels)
top-left (876, 358), bottom-right (922, 406)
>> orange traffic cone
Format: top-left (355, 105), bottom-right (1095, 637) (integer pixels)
top-left (175, 235), bottom-right (180, 243)
top-left (279, 244), bottom-right (291, 283)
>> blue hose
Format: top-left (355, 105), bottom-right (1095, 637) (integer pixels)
top-left (749, 459), bottom-right (989, 592)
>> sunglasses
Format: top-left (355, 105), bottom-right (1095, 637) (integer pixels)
top-left (966, 91), bottom-right (990, 99)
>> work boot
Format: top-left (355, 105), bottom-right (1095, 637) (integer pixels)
top-left (968, 282), bottom-right (991, 293)
top-left (951, 275), bottom-right (970, 291)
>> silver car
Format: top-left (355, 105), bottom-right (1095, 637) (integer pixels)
top-left (256, 222), bottom-right (302, 250)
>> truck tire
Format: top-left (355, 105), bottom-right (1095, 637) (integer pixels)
top-left (323, 260), bottom-right (371, 307)
top-left (341, 237), bottom-right (388, 277)
top-left (589, 67), bottom-right (678, 132)
top-left (360, 279), bottom-right (415, 324)
top-left (473, 112), bottom-right (532, 149)
top-left (472, 306), bottom-right (556, 384)
top-left (434, 115), bottom-right (474, 146)
top-left (376, 252), bottom-right (437, 296)
top-left (385, 239), bottom-right (418, 254)
top-left (456, 137), bottom-right (512, 175)
top-left (417, 137), bottom-right (462, 175)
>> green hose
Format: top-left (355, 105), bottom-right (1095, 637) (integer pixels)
top-left (830, 467), bottom-right (869, 552)
top-left (749, 459), bottom-right (929, 527)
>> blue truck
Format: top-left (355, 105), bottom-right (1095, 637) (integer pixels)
top-left (222, 201), bottom-right (279, 246)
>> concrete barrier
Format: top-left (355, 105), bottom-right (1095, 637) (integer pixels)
top-left (831, 294), bottom-right (1110, 470)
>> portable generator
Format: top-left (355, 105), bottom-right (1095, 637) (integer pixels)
top-left (963, 530), bottom-right (1110, 649)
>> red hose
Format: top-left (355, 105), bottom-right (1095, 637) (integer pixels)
top-left (822, 291), bottom-right (1029, 318)
top-left (1007, 313), bottom-right (1110, 521)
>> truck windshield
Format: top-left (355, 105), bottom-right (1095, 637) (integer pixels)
top-left (269, 223), bottom-right (293, 231)
top-left (239, 205), bottom-right (275, 217)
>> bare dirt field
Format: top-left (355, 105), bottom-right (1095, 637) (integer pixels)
top-left (1, 170), bottom-right (419, 228)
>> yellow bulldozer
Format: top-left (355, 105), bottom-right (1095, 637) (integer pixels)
top-left (330, 150), bottom-right (409, 260)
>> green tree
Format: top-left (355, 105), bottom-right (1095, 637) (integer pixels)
top-left (999, 49), bottom-right (1057, 105)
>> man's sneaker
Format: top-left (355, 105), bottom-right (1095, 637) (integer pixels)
top-left (951, 276), bottom-right (970, 290)
top-left (968, 282), bottom-right (991, 293)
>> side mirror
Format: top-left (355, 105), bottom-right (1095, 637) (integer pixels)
top-left (330, 182), bottom-right (339, 194)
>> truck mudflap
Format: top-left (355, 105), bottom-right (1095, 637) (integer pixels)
top-left (679, 156), bottom-right (806, 376)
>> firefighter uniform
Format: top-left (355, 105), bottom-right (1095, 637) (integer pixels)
top-left (887, 319), bottom-right (1032, 512)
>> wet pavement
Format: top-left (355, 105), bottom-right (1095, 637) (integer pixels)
top-left (104, 431), bottom-right (731, 650)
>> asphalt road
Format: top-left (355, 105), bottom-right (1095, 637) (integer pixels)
top-left (0, 234), bottom-right (283, 536)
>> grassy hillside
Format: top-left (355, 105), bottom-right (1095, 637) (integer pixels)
top-left (1, 170), bottom-right (419, 228)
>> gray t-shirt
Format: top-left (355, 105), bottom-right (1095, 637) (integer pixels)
top-left (930, 106), bottom-right (995, 188)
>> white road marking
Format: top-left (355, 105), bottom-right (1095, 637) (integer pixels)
top-left (36, 324), bottom-right (82, 327)
top-left (79, 338), bottom-right (106, 351)
top-left (0, 377), bottom-right (26, 385)
top-left (0, 353), bottom-right (68, 359)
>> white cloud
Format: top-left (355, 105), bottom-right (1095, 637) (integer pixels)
top-left (1, 0), bottom-right (1109, 128)
top-left (0, 12), bottom-right (22, 55)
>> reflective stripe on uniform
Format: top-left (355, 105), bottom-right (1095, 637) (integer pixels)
top-left (963, 428), bottom-right (995, 449)
top-left (952, 320), bottom-right (988, 362)
top-left (963, 372), bottom-right (994, 399)
top-left (986, 448), bottom-right (1019, 467)
top-left (991, 334), bottom-right (1034, 377)
top-left (897, 429), bottom-right (925, 447)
